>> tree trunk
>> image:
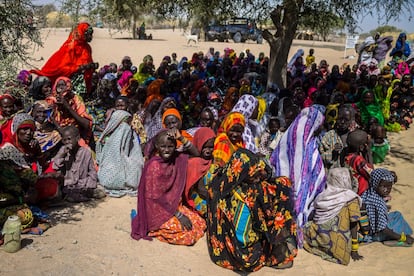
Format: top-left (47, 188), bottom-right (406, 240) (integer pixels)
top-left (263, 1), bottom-right (303, 89)
top-left (132, 13), bottom-right (137, 39)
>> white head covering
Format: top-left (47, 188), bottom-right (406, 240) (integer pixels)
top-left (312, 167), bottom-right (361, 224)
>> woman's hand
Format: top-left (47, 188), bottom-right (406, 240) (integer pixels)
top-left (177, 214), bottom-right (192, 231)
top-left (178, 215), bottom-right (192, 231)
top-left (351, 251), bottom-right (363, 261)
top-left (59, 95), bottom-right (72, 111)
top-left (167, 128), bottom-right (181, 140)
top-left (29, 139), bottom-right (39, 149)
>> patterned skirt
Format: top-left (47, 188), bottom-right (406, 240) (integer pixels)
top-left (148, 204), bottom-right (206, 245)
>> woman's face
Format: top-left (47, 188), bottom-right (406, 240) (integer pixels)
top-left (227, 123), bottom-right (244, 145)
top-left (363, 92), bottom-right (374, 105)
top-left (115, 99), bottom-right (128, 111)
top-left (33, 104), bottom-right (48, 123)
top-left (42, 82), bottom-right (52, 97)
top-left (200, 110), bottom-right (213, 127)
top-left (156, 135), bottom-right (176, 161)
top-left (84, 27), bottom-right (93, 42)
top-left (0, 98), bottom-right (15, 117)
top-left (201, 138), bottom-right (214, 160)
top-left (402, 76), bottom-right (411, 86)
top-left (164, 115), bottom-right (181, 129)
top-left (56, 80), bottom-right (68, 95)
top-left (17, 127), bottom-right (34, 145)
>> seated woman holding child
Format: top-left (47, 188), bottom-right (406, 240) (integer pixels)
top-left (0, 113), bottom-right (55, 235)
top-left (206, 148), bottom-right (297, 272)
top-left (184, 127), bottom-right (216, 216)
top-left (48, 76), bottom-right (93, 144)
top-left (29, 100), bottom-right (62, 158)
top-left (131, 129), bottom-right (206, 245)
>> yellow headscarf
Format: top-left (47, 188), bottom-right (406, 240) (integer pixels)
top-left (256, 96), bottom-right (267, 122)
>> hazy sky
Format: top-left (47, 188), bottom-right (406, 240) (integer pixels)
top-left (32, 0), bottom-right (413, 34)
top-left (359, 13), bottom-right (413, 33)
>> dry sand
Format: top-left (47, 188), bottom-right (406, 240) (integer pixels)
top-left (1, 28), bottom-right (413, 276)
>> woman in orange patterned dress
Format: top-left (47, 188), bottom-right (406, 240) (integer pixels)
top-left (131, 129), bottom-right (206, 245)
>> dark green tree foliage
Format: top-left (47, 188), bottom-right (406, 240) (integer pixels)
top-left (0, 1), bottom-right (42, 60)
top-left (0, 0), bottom-right (42, 95)
top-left (226, 0), bottom-right (414, 88)
top-left (60, 0), bottom-right (103, 25)
top-left (299, 3), bottom-right (344, 41)
top-left (103, 0), bottom-right (154, 38)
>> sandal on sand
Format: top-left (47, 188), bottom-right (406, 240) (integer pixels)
top-left (106, 190), bottom-right (127, 198)
top-left (22, 223), bottom-right (51, 235)
top-left (383, 240), bottom-right (413, 247)
top-left (273, 261), bottom-right (293, 269)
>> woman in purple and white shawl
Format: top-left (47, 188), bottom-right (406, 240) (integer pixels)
top-left (270, 105), bottom-right (326, 247)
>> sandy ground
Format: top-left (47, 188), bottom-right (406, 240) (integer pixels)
top-left (1, 28), bottom-right (413, 275)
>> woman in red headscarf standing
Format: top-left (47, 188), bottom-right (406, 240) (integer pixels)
top-left (31, 22), bottom-right (96, 94)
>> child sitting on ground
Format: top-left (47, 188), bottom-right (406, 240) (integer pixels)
top-left (53, 126), bottom-right (102, 202)
top-left (371, 125), bottom-right (390, 164)
top-left (258, 117), bottom-right (282, 158)
top-left (345, 129), bottom-right (374, 195)
top-left (361, 168), bottom-right (413, 246)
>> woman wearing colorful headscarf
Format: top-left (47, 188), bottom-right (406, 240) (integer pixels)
top-left (212, 112), bottom-right (245, 168)
top-left (0, 113), bottom-right (59, 206)
top-left (357, 89), bottom-right (385, 127)
top-left (287, 49), bottom-right (304, 73)
top-left (31, 22), bottom-right (96, 93)
top-left (184, 127), bottom-right (215, 216)
top-left (390, 32), bottom-right (411, 60)
top-left (207, 148), bottom-right (297, 272)
top-left (144, 96), bottom-right (175, 141)
top-left (0, 94), bottom-right (16, 131)
top-left (144, 107), bottom-right (198, 159)
top-left (231, 94), bottom-right (260, 153)
top-left (29, 100), bottom-right (62, 156)
top-left (50, 77), bottom-right (93, 143)
top-left (270, 105), bottom-right (326, 247)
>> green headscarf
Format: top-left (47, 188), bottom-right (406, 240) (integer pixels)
top-left (357, 89), bottom-right (384, 126)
